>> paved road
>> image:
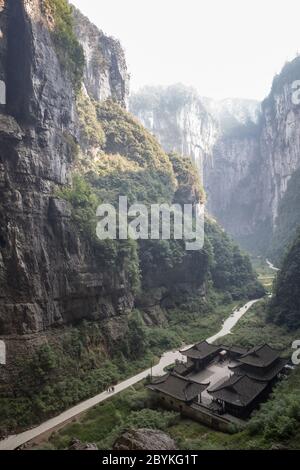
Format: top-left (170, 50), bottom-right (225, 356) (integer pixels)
top-left (266, 259), bottom-right (280, 272)
top-left (0, 298), bottom-right (261, 450)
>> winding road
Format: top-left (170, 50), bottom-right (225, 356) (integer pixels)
top-left (266, 259), bottom-right (280, 272)
top-left (0, 298), bottom-right (261, 450)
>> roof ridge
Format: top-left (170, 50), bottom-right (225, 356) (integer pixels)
top-left (243, 373), bottom-right (268, 384)
top-left (240, 344), bottom-right (264, 358)
top-left (250, 344), bottom-right (264, 355)
top-left (170, 372), bottom-right (201, 385)
top-left (151, 373), bottom-right (171, 385)
top-left (195, 340), bottom-right (209, 350)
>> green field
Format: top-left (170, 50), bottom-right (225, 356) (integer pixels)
top-left (251, 256), bottom-right (276, 293)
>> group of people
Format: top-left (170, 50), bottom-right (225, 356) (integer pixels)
top-left (107, 386), bottom-right (115, 393)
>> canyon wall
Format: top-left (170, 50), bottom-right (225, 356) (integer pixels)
top-left (0, 1), bottom-right (210, 386)
top-left (0, 0), bottom-right (132, 355)
top-left (130, 62), bottom-right (300, 257)
top-left (73, 7), bottom-right (129, 107)
top-left (130, 84), bottom-right (217, 180)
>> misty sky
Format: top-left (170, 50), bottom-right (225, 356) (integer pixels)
top-left (71, 0), bottom-right (300, 101)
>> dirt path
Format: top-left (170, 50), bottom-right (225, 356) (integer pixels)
top-left (0, 298), bottom-right (261, 450)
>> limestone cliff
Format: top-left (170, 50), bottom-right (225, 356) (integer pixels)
top-left (130, 88), bottom-right (262, 240)
top-left (72, 6), bottom-right (129, 107)
top-left (131, 63), bottom-right (300, 257)
top-left (0, 0), bottom-right (133, 340)
top-left (211, 58), bottom-right (300, 255)
top-left (130, 84), bottom-right (217, 179)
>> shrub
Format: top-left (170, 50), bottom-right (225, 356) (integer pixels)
top-left (123, 409), bottom-right (179, 431)
top-left (57, 174), bottom-right (99, 237)
top-left (76, 91), bottom-right (106, 149)
top-left (43, 0), bottom-right (85, 92)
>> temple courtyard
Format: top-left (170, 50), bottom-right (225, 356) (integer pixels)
top-left (147, 341), bottom-right (289, 431)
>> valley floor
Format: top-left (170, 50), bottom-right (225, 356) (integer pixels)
top-left (36, 298), bottom-right (300, 451)
top-left (13, 298), bottom-right (261, 451)
top-left (2, 261), bottom-right (297, 450)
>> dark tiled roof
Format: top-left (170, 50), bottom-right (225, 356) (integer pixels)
top-left (237, 344), bottom-right (280, 368)
top-left (172, 363), bottom-right (192, 376)
top-left (208, 374), bottom-right (268, 407)
top-left (231, 358), bottom-right (287, 382)
top-left (147, 373), bottom-right (208, 402)
top-left (180, 341), bottom-right (221, 360)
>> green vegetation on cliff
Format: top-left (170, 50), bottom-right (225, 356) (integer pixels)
top-left (93, 100), bottom-right (176, 205)
top-left (76, 91), bottom-right (106, 149)
top-left (206, 221), bottom-right (265, 300)
top-left (43, 0), bottom-right (85, 92)
top-left (0, 98), bottom-right (263, 436)
top-left (66, 99), bottom-right (262, 302)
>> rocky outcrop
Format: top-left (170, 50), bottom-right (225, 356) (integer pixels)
top-left (113, 428), bottom-right (177, 451)
top-left (68, 438), bottom-right (98, 450)
top-left (72, 7), bottom-right (129, 108)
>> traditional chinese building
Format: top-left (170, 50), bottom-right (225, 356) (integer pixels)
top-left (147, 372), bottom-right (208, 410)
top-left (180, 341), bottom-right (222, 371)
top-left (146, 342), bottom-right (288, 426)
top-left (207, 374), bottom-right (269, 418)
top-left (228, 344), bottom-right (287, 382)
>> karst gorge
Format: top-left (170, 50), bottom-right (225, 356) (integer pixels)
top-left (0, 0), bottom-right (300, 453)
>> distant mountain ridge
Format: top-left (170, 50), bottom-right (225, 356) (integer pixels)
top-left (202, 96), bottom-right (261, 132)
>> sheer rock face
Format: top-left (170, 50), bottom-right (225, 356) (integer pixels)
top-left (0, 0), bottom-right (133, 351)
top-left (204, 134), bottom-right (261, 239)
top-left (130, 87), bottom-right (263, 246)
top-left (259, 76), bottom-right (300, 238)
top-left (113, 428), bottom-right (178, 451)
top-left (72, 7), bottom-right (129, 108)
top-left (209, 64), bottom-right (300, 253)
top-left (130, 85), bottom-right (217, 179)
top-left (131, 68), bottom-right (300, 254)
